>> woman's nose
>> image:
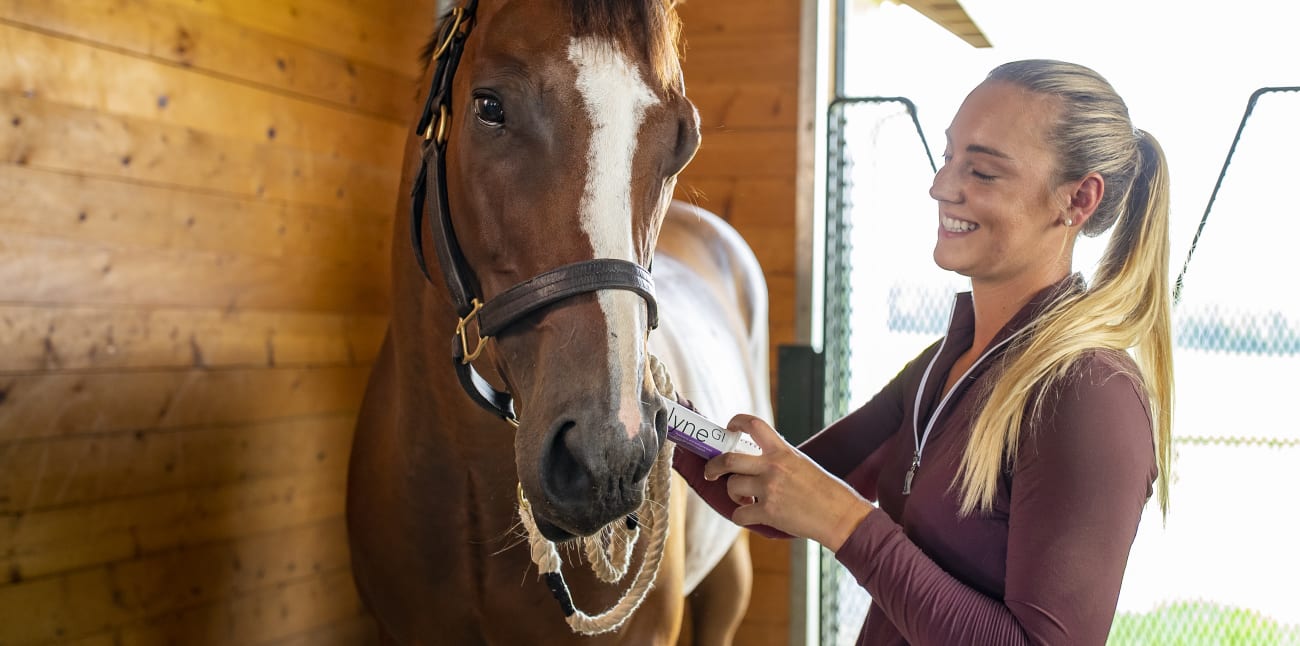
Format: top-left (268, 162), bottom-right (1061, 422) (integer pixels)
top-left (929, 164), bottom-right (957, 203)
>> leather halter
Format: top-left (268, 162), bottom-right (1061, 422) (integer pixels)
top-left (410, 1), bottom-right (660, 425)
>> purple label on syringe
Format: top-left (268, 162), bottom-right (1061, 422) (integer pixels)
top-left (663, 397), bottom-right (726, 458)
top-left (663, 397), bottom-right (758, 459)
top-left (667, 426), bottom-right (724, 459)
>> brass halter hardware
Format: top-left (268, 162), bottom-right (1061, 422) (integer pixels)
top-left (430, 7), bottom-right (464, 61)
top-left (455, 298), bottom-right (488, 363)
top-left (424, 105), bottom-right (450, 143)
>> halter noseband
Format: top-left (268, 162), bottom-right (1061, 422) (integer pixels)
top-left (410, 1), bottom-right (660, 425)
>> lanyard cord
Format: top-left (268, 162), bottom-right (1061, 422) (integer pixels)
top-left (905, 297), bottom-right (1025, 495)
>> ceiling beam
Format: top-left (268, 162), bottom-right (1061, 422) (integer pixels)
top-left (896, 0), bottom-right (991, 48)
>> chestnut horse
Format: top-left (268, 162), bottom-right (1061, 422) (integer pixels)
top-left (346, 1), bottom-right (772, 644)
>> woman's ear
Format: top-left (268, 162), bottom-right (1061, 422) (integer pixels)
top-left (1064, 172), bottom-right (1104, 229)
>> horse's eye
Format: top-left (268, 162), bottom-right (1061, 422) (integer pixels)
top-left (473, 95), bottom-right (505, 126)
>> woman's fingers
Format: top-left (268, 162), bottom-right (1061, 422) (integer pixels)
top-left (702, 415), bottom-right (787, 481)
top-left (703, 451), bottom-right (759, 481)
top-left (725, 473), bottom-right (762, 506)
top-left (727, 414), bottom-right (786, 453)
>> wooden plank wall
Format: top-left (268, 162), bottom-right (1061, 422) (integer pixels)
top-left (0, 0), bottom-right (803, 644)
top-left (675, 1), bottom-right (803, 645)
top-left (0, 0), bottom-right (436, 642)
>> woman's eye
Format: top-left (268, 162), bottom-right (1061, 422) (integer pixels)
top-left (473, 96), bottom-right (505, 126)
top-left (971, 169), bottom-right (995, 181)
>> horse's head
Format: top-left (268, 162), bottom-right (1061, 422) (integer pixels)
top-left (419, 0), bottom-right (699, 541)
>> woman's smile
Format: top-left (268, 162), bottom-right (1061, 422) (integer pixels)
top-left (940, 213), bottom-right (979, 234)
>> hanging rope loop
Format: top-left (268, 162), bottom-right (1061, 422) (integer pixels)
top-left (517, 441), bottom-right (673, 635)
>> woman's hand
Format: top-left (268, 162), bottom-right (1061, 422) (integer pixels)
top-left (703, 414), bottom-right (874, 552)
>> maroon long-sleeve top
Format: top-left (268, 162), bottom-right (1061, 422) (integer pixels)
top-left (675, 277), bottom-right (1157, 645)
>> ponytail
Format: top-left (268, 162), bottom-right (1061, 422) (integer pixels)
top-left (1110, 131), bottom-right (1173, 517)
top-left (955, 62), bottom-right (1174, 519)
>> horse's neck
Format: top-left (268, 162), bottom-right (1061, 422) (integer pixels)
top-left (389, 259), bottom-right (516, 456)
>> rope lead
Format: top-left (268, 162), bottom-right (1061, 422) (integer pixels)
top-left (517, 442), bottom-right (673, 635)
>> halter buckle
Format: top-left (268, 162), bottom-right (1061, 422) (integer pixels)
top-left (456, 298), bottom-right (489, 363)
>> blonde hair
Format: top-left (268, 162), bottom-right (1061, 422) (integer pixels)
top-left (955, 60), bottom-right (1174, 518)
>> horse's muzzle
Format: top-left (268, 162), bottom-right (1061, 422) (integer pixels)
top-left (531, 405), bottom-right (660, 538)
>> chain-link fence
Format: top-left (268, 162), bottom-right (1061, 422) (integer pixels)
top-left (820, 88), bottom-right (1300, 645)
top-left (822, 97), bottom-right (955, 646)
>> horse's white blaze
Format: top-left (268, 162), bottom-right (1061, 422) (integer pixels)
top-left (568, 37), bottom-right (659, 440)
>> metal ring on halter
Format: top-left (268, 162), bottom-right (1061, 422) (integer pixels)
top-left (435, 105), bottom-right (450, 144)
top-left (456, 298), bottom-right (489, 363)
top-left (430, 7), bottom-right (465, 61)
top-left (425, 105), bottom-right (450, 143)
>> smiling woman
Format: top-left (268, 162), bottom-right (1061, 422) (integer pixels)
top-left (931, 80), bottom-right (1085, 290)
top-left (674, 59), bottom-right (1174, 645)
top-left (830, 2), bottom-right (1300, 642)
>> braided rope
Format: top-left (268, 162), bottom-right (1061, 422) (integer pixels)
top-left (517, 441), bottom-right (673, 634)
top-left (583, 514), bottom-right (639, 583)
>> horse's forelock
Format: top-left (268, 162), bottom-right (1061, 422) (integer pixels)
top-left (419, 1), bottom-right (683, 90)
top-left (568, 0), bottom-right (683, 90)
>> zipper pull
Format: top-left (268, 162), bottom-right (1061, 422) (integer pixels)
top-left (903, 451), bottom-right (920, 495)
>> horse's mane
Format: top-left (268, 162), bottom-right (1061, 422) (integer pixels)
top-left (422, 0), bottom-right (683, 90)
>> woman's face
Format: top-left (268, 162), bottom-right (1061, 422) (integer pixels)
top-left (930, 80), bottom-right (1076, 289)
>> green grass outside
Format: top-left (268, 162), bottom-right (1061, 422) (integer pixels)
top-left (1109, 600), bottom-right (1300, 646)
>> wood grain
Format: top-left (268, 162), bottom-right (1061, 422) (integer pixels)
top-left (0, 0), bottom-right (418, 119)
top-left (0, 518), bottom-right (354, 643)
top-left (0, 304), bottom-right (386, 373)
top-left (1, 468), bottom-right (349, 582)
top-left (0, 365), bottom-right (372, 442)
top-left (678, 33), bottom-right (800, 87)
top-left (676, 176), bottom-right (795, 228)
top-left (687, 128), bottom-right (799, 179)
top-left (0, 22), bottom-right (407, 168)
top-left (148, 0), bottom-right (436, 74)
top-left (687, 84), bottom-right (799, 130)
top-left (1, 91), bottom-right (402, 213)
top-left (111, 566), bottom-right (366, 646)
top-left (677, 0), bottom-right (802, 36)
top-left (0, 232), bottom-right (390, 312)
top-left (0, 414), bottom-right (358, 513)
top-left (266, 614), bottom-right (381, 646)
top-left (0, 166), bottom-right (393, 266)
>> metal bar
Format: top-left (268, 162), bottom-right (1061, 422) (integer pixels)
top-left (1173, 86), bottom-right (1300, 304)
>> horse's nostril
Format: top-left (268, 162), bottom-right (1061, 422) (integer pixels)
top-left (542, 420), bottom-right (590, 505)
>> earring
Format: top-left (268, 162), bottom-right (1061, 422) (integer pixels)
top-left (1064, 218), bottom-right (1074, 227)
